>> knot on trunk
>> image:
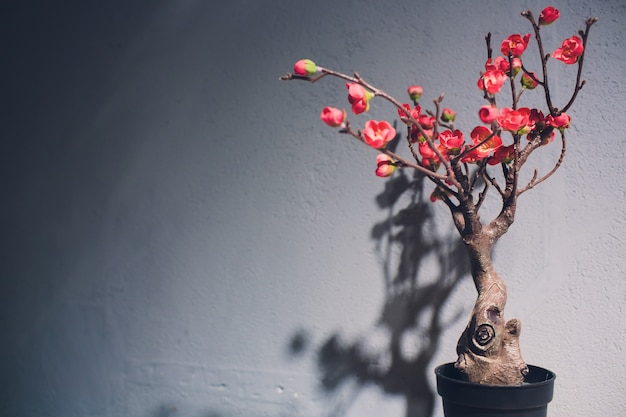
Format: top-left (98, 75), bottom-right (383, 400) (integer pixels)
top-left (454, 265), bottom-right (527, 385)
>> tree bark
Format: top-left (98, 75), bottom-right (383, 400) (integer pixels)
top-left (454, 233), bottom-right (528, 385)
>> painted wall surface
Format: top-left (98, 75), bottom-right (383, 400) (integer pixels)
top-left (1, 1), bottom-right (625, 416)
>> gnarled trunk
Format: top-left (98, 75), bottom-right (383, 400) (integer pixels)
top-left (454, 235), bottom-right (528, 385)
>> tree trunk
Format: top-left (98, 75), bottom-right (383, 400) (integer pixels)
top-left (454, 235), bottom-right (528, 385)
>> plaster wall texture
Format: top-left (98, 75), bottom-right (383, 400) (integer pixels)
top-left (1, 0), bottom-right (625, 416)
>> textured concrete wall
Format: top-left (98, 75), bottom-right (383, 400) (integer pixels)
top-left (1, 1), bottom-right (625, 416)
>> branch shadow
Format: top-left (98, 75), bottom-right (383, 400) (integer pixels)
top-left (288, 170), bottom-right (470, 417)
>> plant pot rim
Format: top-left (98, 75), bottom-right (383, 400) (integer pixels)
top-left (435, 362), bottom-right (556, 388)
top-left (435, 362), bottom-right (556, 413)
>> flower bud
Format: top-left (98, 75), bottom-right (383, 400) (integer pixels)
top-left (346, 83), bottom-right (374, 114)
top-left (375, 154), bottom-right (396, 177)
top-left (539, 6), bottom-right (560, 26)
top-left (441, 108), bottom-right (456, 122)
top-left (478, 105), bottom-right (498, 124)
top-left (320, 107), bottom-right (347, 127)
top-left (293, 59), bottom-right (318, 76)
top-left (407, 85), bottom-right (423, 102)
top-left (521, 72), bottom-right (538, 89)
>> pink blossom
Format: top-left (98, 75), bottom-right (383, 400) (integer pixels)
top-left (479, 105), bottom-right (498, 124)
top-left (375, 154), bottom-right (396, 177)
top-left (418, 141), bottom-right (437, 160)
top-left (553, 36), bottom-right (584, 64)
top-left (470, 126), bottom-right (502, 159)
top-left (478, 68), bottom-right (507, 94)
top-left (492, 56), bottom-right (522, 76)
top-left (320, 107), bottom-right (346, 127)
top-left (418, 114), bottom-right (435, 130)
top-left (497, 107), bottom-right (534, 134)
top-left (418, 142), bottom-right (448, 167)
top-left (460, 148), bottom-right (483, 164)
top-left (398, 104), bottom-right (421, 124)
top-left (438, 129), bottom-right (465, 152)
top-left (362, 120), bottom-right (396, 149)
top-left (539, 6), bottom-right (560, 26)
top-left (488, 144), bottom-right (515, 165)
top-left (500, 33), bottom-right (531, 57)
top-left (547, 112), bottom-right (571, 130)
top-left (346, 83), bottom-right (373, 114)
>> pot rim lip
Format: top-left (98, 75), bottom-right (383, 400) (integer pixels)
top-left (435, 362), bottom-right (556, 389)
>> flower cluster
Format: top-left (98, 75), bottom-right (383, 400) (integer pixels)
top-left (282, 5), bottom-right (594, 202)
top-left (297, 6), bottom-right (585, 182)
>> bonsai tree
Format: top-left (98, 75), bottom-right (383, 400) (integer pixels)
top-left (280, 7), bottom-right (597, 385)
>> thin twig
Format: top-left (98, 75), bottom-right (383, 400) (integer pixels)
top-left (517, 130), bottom-right (567, 195)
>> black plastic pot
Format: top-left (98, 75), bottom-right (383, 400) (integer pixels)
top-left (435, 362), bottom-right (555, 417)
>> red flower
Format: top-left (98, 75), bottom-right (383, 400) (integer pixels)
top-left (500, 33), bottom-right (531, 57)
top-left (346, 83), bottom-right (374, 114)
top-left (547, 112), bottom-right (571, 130)
top-left (438, 129), bottom-right (465, 152)
top-left (320, 107), bottom-right (346, 127)
top-left (478, 67), bottom-right (507, 94)
top-left (460, 148), bottom-right (482, 164)
top-left (497, 107), bottom-right (534, 134)
top-left (492, 56), bottom-right (521, 77)
top-left (539, 6), bottom-right (560, 26)
top-left (418, 114), bottom-right (435, 130)
top-left (362, 120), bottom-right (396, 149)
top-left (479, 105), bottom-right (498, 124)
top-left (375, 154), bottom-right (396, 177)
top-left (553, 36), bottom-right (584, 64)
top-left (488, 144), bottom-right (516, 165)
top-left (418, 142), bottom-right (448, 168)
top-left (418, 141), bottom-right (438, 160)
top-left (398, 104), bottom-right (421, 124)
top-left (470, 126), bottom-right (502, 159)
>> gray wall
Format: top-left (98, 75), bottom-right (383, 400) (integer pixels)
top-left (1, 1), bottom-right (625, 416)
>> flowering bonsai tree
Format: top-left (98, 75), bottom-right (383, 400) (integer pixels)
top-left (280, 7), bottom-right (596, 385)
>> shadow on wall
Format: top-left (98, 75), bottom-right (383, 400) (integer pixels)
top-left (288, 170), bottom-right (470, 417)
top-left (152, 405), bottom-right (223, 417)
